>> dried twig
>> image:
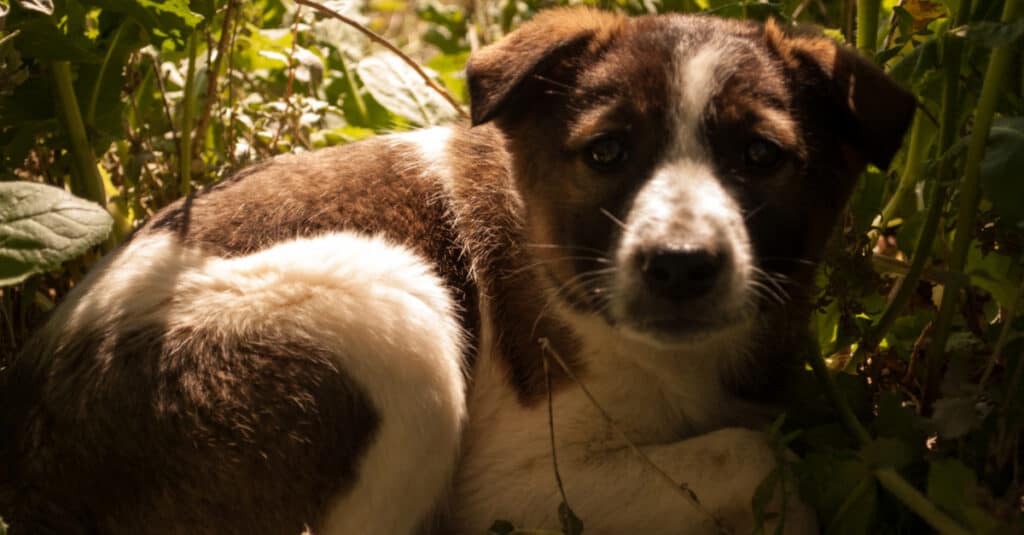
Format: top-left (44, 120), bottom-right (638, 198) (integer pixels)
top-left (542, 355), bottom-right (578, 533)
top-left (193, 0), bottom-right (238, 157)
top-left (293, 0), bottom-right (469, 120)
top-left (538, 338), bottom-right (730, 535)
top-left (270, 6), bottom-right (304, 151)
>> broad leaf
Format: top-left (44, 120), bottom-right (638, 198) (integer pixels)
top-left (13, 18), bottom-right (101, 62)
top-left (980, 117), bottom-right (1024, 223)
top-left (0, 182), bottom-right (112, 286)
top-left (927, 459), bottom-right (975, 524)
top-left (356, 53), bottom-right (459, 126)
top-left (82, 0), bottom-right (203, 39)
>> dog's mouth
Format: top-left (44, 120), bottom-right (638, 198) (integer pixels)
top-left (543, 262), bottom-right (755, 345)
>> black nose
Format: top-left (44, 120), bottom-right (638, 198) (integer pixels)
top-left (639, 247), bottom-right (726, 302)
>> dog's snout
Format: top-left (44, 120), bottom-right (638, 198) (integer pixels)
top-left (639, 247), bottom-right (725, 302)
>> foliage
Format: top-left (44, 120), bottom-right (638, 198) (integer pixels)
top-left (0, 0), bottom-right (1022, 533)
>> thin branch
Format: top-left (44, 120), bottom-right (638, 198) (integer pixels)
top-left (271, 5), bottom-right (303, 151)
top-left (193, 0), bottom-right (238, 157)
top-left (225, 2), bottom-right (243, 168)
top-left (294, 0), bottom-right (469, 120)
top-left (538, 338), bottom-right (729, 535)
top-left (542, 355), bottom-right (576, 533)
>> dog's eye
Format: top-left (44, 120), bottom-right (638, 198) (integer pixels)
top-left (585, 135), bottom-right (627, 170)
top-left (745, 138), bottom-right (783, 171)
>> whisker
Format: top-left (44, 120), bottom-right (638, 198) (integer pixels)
top-left (505, 256), bottom-right (614, 279)
top-left (744, 203), bottom-right (768, 222)
top-left (525, 243), bottom-right (610, 257)
top-left (599, 208), bottom-right (627, 231)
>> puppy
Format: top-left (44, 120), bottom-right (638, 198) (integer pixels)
top-left (0, 7), bottom-right (914, 535)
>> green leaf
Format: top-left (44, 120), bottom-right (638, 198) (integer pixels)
top-left (860, 438), bottom-right (912, 469)
top-left (850, 171), bottom-right (886, 234)
top-left (82, 0), bottom-right (203, 39)
top-left (873, 392), bottom-right (926, 447)
top-left (961, 19), bottom-right (1024, 48)
top-left (356, 53), bottom-right (459, 127)
top-left (13, 18), bottom-right (101, 62)
top-left (926, 458), bottom-right (976, 524)
top-left (979, 117), bottom-right (1024, 223)
top-left (427, 51), bottom-right (469, 102)
top-left (796, 452), bottom-right (876, 534)
top-left (0, 181), bottom-right (112, 286)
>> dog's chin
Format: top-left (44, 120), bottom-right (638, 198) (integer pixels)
top-left (610, 306), bottom-right (752, 350)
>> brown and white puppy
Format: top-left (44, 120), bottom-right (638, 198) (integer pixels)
top-left (0, 8), bottom-right (914, 535)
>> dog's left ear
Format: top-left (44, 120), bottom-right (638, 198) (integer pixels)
top-left (466, 7), bottom-right (625, 126)
top-left (765, 20), bottom-right (916, 169)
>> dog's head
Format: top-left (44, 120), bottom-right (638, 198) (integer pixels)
top-left (467, 8), bottom-right (914, 348)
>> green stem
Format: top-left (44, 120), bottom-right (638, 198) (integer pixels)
top-left (928, 0), bottom-right (1018, 402)
top-left (808, 346), bottom-right (871, 445)
top-left (878, 111), bottom-right (928, 231)
top-left (846, 174), bottom-right (948, 372)
top-left (856, 0), bottom-right (881, 57)
top-left (338, 51), bottom-right (368, 126)
top-left (51, 61), bottom-right (106, 205)
top-left (87, 21), bottom-right (127, 125)
top-left (873, 468), bottom-right (972, 535)
top-left (826, 477), bottom-right (873, 534)
top-left (980, 275), bottom-right (1024, 389)
top-left (179, 32), bottom-right (199, 198)
top-left (808, 348), bottom-right (972, 535)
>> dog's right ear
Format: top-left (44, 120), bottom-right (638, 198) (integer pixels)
top-left (466, 7), bottom-right (625, 125)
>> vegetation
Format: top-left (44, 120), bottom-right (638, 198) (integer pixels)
top-left (0, 0), bottom-right (1022, 533)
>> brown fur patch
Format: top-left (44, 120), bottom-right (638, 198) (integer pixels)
top-left (4, 324), bottom-right (377, 534)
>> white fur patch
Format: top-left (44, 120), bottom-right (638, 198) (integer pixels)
top-left (670, 45), bottom-right (729, 160)
top-left (390, 126), bottom-right (455, 184)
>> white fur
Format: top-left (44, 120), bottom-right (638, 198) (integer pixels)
top-left (45, 231), bottom-right (467, 535)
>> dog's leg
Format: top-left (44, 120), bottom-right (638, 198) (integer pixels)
top-left (454, 427), bottom-right (815, 535)
top-left (557, 427), bottom-right (817, 534)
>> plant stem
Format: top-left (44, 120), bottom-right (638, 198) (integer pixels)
top-left (51, 61), bottom-right (106, 206)
top-left (295, 0), bottom-right (468, 120)
top-left (338, 51), bottom-right (369, 125)
top-left (808, 348), bottom-right (971, 535)
top-left (916, 0), bottom-right (972, 408)
top-left (856, 0), bottom-right (881, 56)
top-left (980, 275), bottom-right (1024, 389)
top-left (927, 0), bottom-right (1018, 404)
top-left (845, 161), bottom-right (948, 372)
top-left (873, 468), bottom-right (971, 535)
top-left (878, 111), bottom-right (928, 231)
top-left (179, 32), bottom-right (199, 198)
top-left (808, 345), bottom-right (871, 445)
top-left (193, 0), bottom-right (237, 158)
top-left (87, 21), bottom-right (128, 125)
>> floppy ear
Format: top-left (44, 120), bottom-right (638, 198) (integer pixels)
top-left (466, 7), bottom-right (625, 126)
top-left (765, 21), bottom-right (916, 169)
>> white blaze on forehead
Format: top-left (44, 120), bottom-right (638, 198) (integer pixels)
top-left (670, 43), bottom-right (733, 160)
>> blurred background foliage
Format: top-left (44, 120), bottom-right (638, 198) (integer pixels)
top-left (0, 0), bottom-right (1022, 533)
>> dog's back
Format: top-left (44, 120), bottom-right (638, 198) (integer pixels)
top-left (0, 129), bottom-right (498, 533)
